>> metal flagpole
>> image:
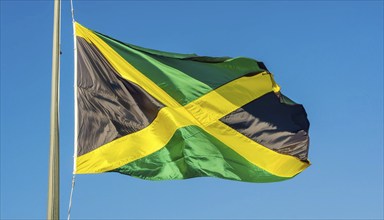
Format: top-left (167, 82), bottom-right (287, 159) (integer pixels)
top-left (47, 0), bottom-right (61, 219)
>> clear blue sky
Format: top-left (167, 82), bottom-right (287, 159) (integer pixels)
top-left (1, 1), bottom-right (383, 219)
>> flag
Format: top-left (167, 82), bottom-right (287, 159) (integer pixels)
top-left (74, 22), bottom-right (310, 182)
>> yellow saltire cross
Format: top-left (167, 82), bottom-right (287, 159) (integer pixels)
top-left (75, 23), bottom-right (309, 178)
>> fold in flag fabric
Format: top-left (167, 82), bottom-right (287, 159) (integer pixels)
top-left (74, 22), bottom-right (310, 182)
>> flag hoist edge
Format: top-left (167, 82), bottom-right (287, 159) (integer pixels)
top-left (74, 22), bottom-right (310, 183)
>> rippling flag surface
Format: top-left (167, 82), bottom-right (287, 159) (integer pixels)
top-left (74, 22), bottom-right (310, 182)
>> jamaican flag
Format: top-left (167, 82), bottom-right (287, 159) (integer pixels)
top-left (74, 22), bottom-right (310, 182)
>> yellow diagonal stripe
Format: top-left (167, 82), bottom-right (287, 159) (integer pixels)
top-left (76, 106), bottom-right (199, 173)
top-left (75, 22), bottom-right (180, 108)
top-left (205, 121), bottom-right (309, 177)
top-left (75, 23), bottom-right (309, 177)
top-left (184, 72), bottom-right (278, 127)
